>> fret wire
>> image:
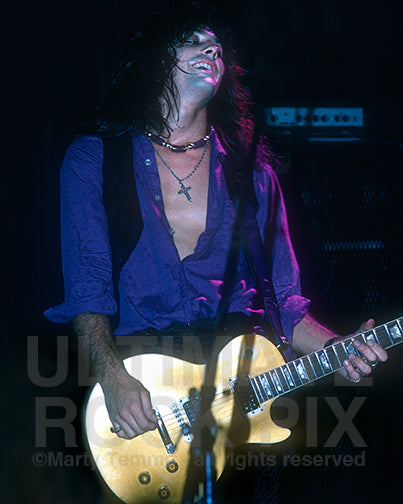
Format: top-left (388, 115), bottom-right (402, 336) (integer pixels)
top-left (250, 376), bottom-right (265, 404)
top-left (273, 368), bottom-right (286, 393)
top-left (301, 356), bottom-right (316, 381)
top-left (264, 372), bottom-right (278, 398)
top-left (295, 359), bottom-right (309, 383)
top-left (354, 333), bottom-right (365, 345)
top-left (323, 346), bottom-right (341, 369)
top-left (370, 328), bottom-right (381, 346)
top-left (313, 352), bottom-right (326, 375)
top-left (306, 355), bottom-right (318, 379)
top-left (344, 338), bottom-right (360, 358)
top-left (269, 369), bottom-right (284, 394)
top-left (383, 324), bottom-right (394, 346)
top-left (386, 320), bottom-right (403, 347)
top-left (334, 342), bottom-right (348, 365)
top-left (397, 318), bottom-right (403, 336)
top-left (288, 361), bottom-right (303, 386)
top-left (276, 366), bottom-right (290, 391)
top-left (374, 326), bottom-right (390, 347)
top-left (256, 375), bottom-right (269, 402)
top-left (281, 364), bottom-right (296, 388)
top-left (258, 373), bottom-right (273, 399)
top-left (363, 330), bottom-right (376, 346)
top-left (308, 353), bottom-right (324, 378)
top-left (317, 349), bottom-right (333, 373)
top-left (383, 324), bottom-right (393, 347)
top-left (249, 317), bottom-right (402, 404)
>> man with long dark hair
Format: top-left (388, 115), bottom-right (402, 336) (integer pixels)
top-left (45, 2), bottom-right (387, 502)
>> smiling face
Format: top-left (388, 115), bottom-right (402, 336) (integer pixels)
top-left (172, 28), bottom-right (225, 105)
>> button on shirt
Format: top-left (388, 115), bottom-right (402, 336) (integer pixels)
top-left (45, 133), bottom-right (310, 348)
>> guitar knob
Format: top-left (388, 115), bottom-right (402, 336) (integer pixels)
top-left (138, 471), bottom-right (151, 485)
top-left (158, 485), bottom-right (171, 499)
top-left (166, 460), bottom-right (178, 473)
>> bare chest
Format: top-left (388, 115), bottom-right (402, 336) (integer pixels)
top-left (153, 145), bottom-right (210, 260)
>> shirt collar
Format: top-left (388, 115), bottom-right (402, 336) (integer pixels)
top-left (210, 127), bottom-right (228, 164)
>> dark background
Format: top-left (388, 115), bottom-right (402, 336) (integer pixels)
top-left (2, 1), bottom-right (402, 503)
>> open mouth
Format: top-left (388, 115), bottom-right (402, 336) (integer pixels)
top-left (192, 60), bottom-right (216, 75)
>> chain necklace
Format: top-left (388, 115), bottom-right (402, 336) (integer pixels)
top-left (146, 126), bottom-right (213, 153)
top-left (153, 139), bottom-right (209, 202)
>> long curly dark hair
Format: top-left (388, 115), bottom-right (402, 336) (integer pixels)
top-left (82, 1), bottom-right (254, 153)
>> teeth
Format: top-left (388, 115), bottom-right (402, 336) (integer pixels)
top-left (193, 62), bottom-right (213, 71)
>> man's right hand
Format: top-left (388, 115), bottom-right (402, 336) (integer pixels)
top-left (100, 369), bottom-right (158, 439)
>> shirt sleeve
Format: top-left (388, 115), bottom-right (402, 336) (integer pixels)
top-left (254, 162), bottom-right (310, 357)
top-left (44, 136), bottom-right (118, 323)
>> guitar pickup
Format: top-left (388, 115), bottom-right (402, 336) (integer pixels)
top-left (228, 375), bottom-right (263, 417)
top-left (180, 388), bottom-right (201, 427)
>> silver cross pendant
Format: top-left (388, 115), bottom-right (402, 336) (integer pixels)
top-left (178, 181), bottom-right (192, 202)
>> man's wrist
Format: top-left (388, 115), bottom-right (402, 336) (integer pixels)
top-left (96, 359), bottom-right (127, 383)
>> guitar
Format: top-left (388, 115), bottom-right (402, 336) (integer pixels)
top-left (84, 317), bottom-right (402, 503)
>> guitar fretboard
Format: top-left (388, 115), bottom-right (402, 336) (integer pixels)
top-left (250, 317), bottom-right (403, 403)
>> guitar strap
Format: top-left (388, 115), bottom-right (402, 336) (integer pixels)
top-left (102, 131), bottom-right (289, 357)
top-left (220, 148), bottom-right (290, 357)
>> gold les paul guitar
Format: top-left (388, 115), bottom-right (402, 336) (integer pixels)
top-left (85, 317), bottom-right (402, 503)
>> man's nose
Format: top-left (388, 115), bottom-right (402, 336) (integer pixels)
top-left (203, 43), bottom-right (220, 60)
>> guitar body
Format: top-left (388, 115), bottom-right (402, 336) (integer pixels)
top-left (84, 334), bottom-right (290, 504)
top-left (85, 316), bottom-right (403, 502)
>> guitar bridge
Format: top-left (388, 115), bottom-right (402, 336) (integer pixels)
top-left (154, 407), bottom-right (175, 454)
top-left (229, 375), bottom-right (263, 417)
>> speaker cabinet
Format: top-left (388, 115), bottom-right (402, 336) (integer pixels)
top-left (275, 137), bottom-right (401, 330)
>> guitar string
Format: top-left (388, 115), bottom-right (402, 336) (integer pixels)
top-left (161, 404), bottom-right (237, 437)
top-left (157, 358), bottom-right (340, 428)
top-left (158, 391), bottom-right (234, 421)
top-left (157, 359), bottom-right (319, 427)
top-left (155, 365), bottom-right (292, 427)
top-left (161, 403), bottom-right (253, 448)
top-left (158, 396), bottom-right (237, 429)
top-left (158, 356), bottom-right (333, 426)
top-left (160, 399), bottom-right (232, 427)
top-left (157, 396), bottom-right (233, 428)
top-left (147, 326), bottom-right (399, 430)
top-left (147, 332), bottom-right (376, 426)
top-left (156, 375), bottom-right (283, 428)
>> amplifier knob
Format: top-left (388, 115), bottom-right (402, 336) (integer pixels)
top-left (166, 460), bottom-right (179, 473)
top-left (158, 485), bottom-right (171, 499)
top-left (138, 471), bottom-right (151, 485)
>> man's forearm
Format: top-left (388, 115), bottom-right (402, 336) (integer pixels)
top-left (72, 312), bottom-right (125, 381)
top-left (292, 313), bottom-right (336, 355)
top-left (72, 312), bottom-right (157, 437)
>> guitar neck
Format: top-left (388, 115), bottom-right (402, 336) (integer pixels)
top-left (251, 317), bottom-right (403, 403)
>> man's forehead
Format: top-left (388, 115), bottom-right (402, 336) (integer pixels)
top-left (192, 28), bottom-right (222, 44)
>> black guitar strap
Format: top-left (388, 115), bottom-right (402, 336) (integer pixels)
top-left (220, 149), bottom-right (290, 356)
top-left (242, 203), bottom-right (290, 354)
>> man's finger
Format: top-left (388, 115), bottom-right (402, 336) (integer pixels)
top-left (358, 318), bottom-right (375, 332)
top-left (343, 358), bottom-right (362, 382)
top-left (114, 416), bottom-right (139, 439)
top-left (140, 391), bottom-right (158, 425)
top-left (366, 340), bottom-right (388, 362)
